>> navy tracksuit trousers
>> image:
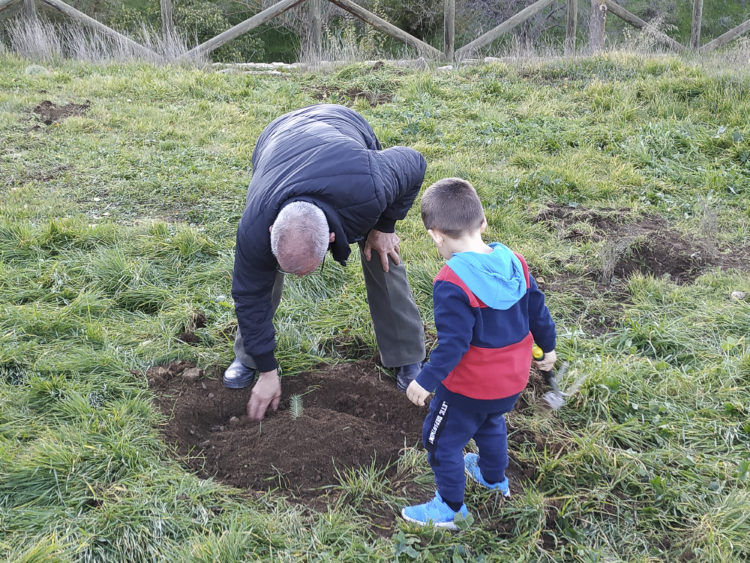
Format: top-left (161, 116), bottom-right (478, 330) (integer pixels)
top-left (422, 389), bottom-right (520, 505)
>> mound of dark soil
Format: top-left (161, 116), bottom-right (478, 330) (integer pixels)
top-left (148, 360), bottom-right (427, 496)
top-left (612, 233), bottom-right (709, 283)
top-left (536, 203), bottom-right (749, 284)
top-left (534, 204), bottom-right (750, 335)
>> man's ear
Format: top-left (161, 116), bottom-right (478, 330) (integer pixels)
top-left (479, 217), bottom-right (488, 233)
top-left (269, 224), bottom-right (274, 234)
top-left (427, 228), bottom-right (444, 246)
top-left (329, 232), bottom-right (335, 243)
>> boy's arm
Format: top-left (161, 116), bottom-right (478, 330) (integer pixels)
top-left (527, 274), bottom-right (556, 354)
top-left (416, 282), bottom-right (475, 393)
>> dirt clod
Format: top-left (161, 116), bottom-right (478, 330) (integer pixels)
top-left (182, 367), bottom-right (202, 381)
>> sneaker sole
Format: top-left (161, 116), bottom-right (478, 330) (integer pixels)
top-left (401, 509), bottom-right (459, 530)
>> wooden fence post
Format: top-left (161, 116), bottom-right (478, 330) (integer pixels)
top-left (160, 0), bottom-right (175, 40)
top-left (589, 0), bottom-right (606, 53)
top-left (444, 0), bottom-right (455, 61)
top-left (565, 0), bottom-right (578, 55)
top-left (308, 0), bottom-right (322, 61)
top-left (690, 0), bottom-right (703, 49)
top-left (23, 0), bottom-right (36, 22)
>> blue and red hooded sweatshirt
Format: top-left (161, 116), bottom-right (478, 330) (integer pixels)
top-left (415, 243), bottom-right (556, 411)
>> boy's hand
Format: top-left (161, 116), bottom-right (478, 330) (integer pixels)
top-left (406, 380), bottom-right (430, 406)
top-left (534, 349), bottom-right (557, 371)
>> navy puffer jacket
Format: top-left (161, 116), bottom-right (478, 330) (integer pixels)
top-left (232, 104), bottom-right (427, 372)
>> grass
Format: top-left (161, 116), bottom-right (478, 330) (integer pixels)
top-left (1, 49), bottom-right (749, 561)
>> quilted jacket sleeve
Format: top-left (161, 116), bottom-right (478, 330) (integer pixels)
top-left (371, 147), bottom-right (427, 233)
top-left (231, 230), bottom-right (279, 373)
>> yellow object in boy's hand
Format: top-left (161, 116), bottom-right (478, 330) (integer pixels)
top-left (406, 380), bottom-right (431, 407)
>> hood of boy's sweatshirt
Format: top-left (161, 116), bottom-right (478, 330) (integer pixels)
top-left (446, 243), bottom-right (526, 310)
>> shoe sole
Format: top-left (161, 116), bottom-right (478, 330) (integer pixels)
top-left (401, 509), bottom-right (458, 530)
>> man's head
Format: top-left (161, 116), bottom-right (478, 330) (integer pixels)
top-left (420, 177), bottom-right (485, 239)
top-left (270, 201), bottom-right (331, 276)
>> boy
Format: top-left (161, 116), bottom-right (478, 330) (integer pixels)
top-left (401, 178), bottom-right (557, 529)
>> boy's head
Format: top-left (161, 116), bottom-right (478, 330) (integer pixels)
top-left (420, 178), bottom-right (485, 239)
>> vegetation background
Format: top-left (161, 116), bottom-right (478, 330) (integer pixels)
top-left (1, 1), bottom-right (750, 62)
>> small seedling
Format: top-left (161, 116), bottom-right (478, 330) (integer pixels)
top-left (290, 394), bottom-right (303, 420)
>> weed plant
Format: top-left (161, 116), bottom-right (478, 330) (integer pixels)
top-left (1, 50), bottom-right (749, 561)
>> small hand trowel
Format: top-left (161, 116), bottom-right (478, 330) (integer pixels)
top-left (541, 362), bottom-right (568, 410)
top-left (532, 344), bottom-right (568, 410)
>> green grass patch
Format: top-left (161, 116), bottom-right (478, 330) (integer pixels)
top-left (1, 51), bottom-right (748, 561)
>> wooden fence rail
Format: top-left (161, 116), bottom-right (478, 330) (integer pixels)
top-left (2, 0), bottom-right (750, 62)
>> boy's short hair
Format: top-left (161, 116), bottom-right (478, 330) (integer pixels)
top-left (420, 178), bottom-right (485, 238)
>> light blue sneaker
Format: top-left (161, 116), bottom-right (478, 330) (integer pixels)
top-left (464, 453), bottom-right (510, 497)
top-left (401, 492), bottom-right (469, 530)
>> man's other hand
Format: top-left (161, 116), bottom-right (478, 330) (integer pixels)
top-left (364, 229), bottom-right (401, 272)
top-left (406, 380), bottom-right (430, 407)
top-left (247, 369), bottom-right (281, 420)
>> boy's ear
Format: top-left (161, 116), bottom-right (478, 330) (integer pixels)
top-left (427, 228), bottom-right (444, 246)
top-left (480, 217), bottom-right (487, 233)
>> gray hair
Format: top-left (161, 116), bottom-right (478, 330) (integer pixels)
top-left (270, 201), bottom-right (329, 272)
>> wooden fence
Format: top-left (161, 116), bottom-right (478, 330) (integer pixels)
top-left (1, 0), bottom-right (749, 62)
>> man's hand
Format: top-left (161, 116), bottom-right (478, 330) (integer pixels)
top-left (364, 229), bottom-right (401, 272)
top-left (534, 349), bottom-right (557, 372)
top-left (247, 369), bottom-right (281, 420)
top-left (406, 380), bottom-right (430, 407)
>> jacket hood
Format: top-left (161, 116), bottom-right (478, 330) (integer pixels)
top-left (446, 243), bottom-right (525, 310)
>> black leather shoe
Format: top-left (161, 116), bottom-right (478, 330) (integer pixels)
top-left (222, 359), bottom-right (257, 389)
top-left (397, 362), bottom-right (422, 392)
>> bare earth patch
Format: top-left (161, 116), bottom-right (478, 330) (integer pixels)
top-left (32, 100), bottom-right (91, 125)
top-left (148, 359), bottom-right (557, 532)
top-left (148, 360), bottom-right (425, 496)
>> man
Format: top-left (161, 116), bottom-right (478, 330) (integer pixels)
top-left (226, 104), bottom-right (427, 420)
